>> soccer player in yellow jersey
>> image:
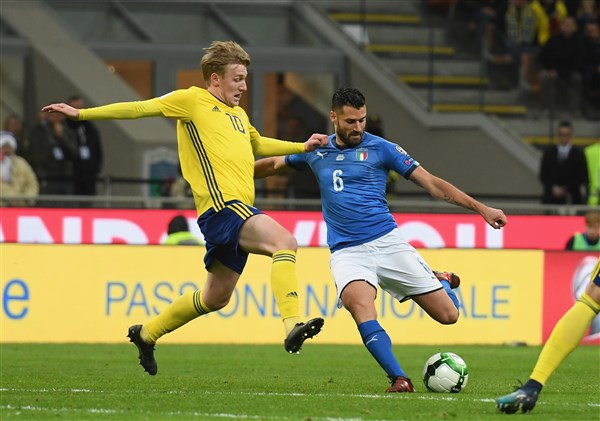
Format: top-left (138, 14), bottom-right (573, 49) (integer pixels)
top-left (496, 257), bottom-right (600, 413)
top-left (42, 41), bottom-right (328, 375)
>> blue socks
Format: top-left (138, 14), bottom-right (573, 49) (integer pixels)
top-left (358, 320), bottom-right (406, 379)
top-left (439, 280), bottom-right (459, 309)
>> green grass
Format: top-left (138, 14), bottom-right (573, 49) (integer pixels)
top-left (1, 344), bottom-right (598, 420)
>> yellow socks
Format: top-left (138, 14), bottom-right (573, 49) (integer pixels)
top-left (138, 249), bottom-right (303, 341)
top-left (283, 317), bottom-right (302, 335)
top-left (531, 291), bottom-right (600, 385)
top-left (141, 290), bottom-right (212, 343)
top-left (271, 250), bottom-right (301, 335)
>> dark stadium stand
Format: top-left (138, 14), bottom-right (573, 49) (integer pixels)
top-left (0, 0), bottom-right (597, 212)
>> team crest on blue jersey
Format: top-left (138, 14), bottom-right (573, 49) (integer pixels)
top-left (356, 148), bottom-right (368, 161)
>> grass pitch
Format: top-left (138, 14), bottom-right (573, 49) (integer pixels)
top-left (1, 343), bottom-right (598, 420)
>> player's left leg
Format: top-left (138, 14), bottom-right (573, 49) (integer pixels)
top-left (373, 229), bottom-right (459, 324)
top-left (239, 213), bottom-right (323, 352)
top-left (128, 260), bottom-right (239, 375)
top-left (143, 262), bottom-right (238, 341)
top-left (413, 289), bottom-right (459, 325)
top-left (433, 271), bottom-right (461, 289)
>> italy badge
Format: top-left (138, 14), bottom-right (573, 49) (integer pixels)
top-left (356, 149), bottom-right (368, 161)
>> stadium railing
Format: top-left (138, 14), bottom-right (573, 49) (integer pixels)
top-left (1, 192), bottom-right (594, 216)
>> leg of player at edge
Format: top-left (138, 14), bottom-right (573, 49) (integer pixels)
top-left (495, 258), bottom-right (600, 414)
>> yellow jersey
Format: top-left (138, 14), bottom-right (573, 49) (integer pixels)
top-left (80, 86), bottom-right (306, 215)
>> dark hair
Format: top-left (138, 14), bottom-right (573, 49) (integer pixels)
top-left (167, 215), bottom-right (189, 235)
top-left (331, 87), bottom-right (366, 111)
top-left (558, 120), bottom-right (572, 130)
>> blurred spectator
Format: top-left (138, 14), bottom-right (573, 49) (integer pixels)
top-left (575, 0), bottom-right (600, 27)
top-left (531, 0), bottom-right (569, 45)
top-left (65, 96), bottom-right (103, 195)
top-left (564, 0), bottom-right (583, 16)
top-left (540, 120), bottom-right (589, 204)
top-left (537, 17), bottom-right (585, 115)
top-left (28, 106), bottom-right (77, 195)
top-left (585, 141), bottom-right (600, 205)
top-left (468, 0), bottom-right (509, 49)
top-left (162, 215), bottom-right (203, 245)
top-left (582, 22), bottom-right (600, 113)
top-left (3, 113), bottom-right (29, 152)
top-left (504, 0), bottom-right (539, 89)
top-left (0, 131), bottom-right (39, 206)
top-left (565, 210), bottom-right (600, 250)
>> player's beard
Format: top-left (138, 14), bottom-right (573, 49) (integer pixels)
top-left (336, 128), bottom-right (363, 147)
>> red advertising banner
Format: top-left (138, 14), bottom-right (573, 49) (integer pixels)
top-left (0, 207), bottom-right (584, 250)
top-left (542, 252), bottom-right (600, 344)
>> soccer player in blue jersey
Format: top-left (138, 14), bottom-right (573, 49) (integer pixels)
top-left (255, 87), bottom-right (507, 392)
top-left (495, 257), bottom-right (600, 414)
top-left (42, 41), bottom-right (328, 375)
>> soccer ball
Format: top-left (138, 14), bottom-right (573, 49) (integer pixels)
top-left (422, 352), bottom-right (469, 393)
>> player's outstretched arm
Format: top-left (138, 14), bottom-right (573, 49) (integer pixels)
top-left (41, 103), bottom-right (80, 119)
top-left (410, 166), bottom-right (507, 229)
top-left (42, 99), bottom-right (163, 121)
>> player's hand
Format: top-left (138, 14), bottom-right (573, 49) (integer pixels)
top-left (41, 103), bottom-right (80, 119)
top-left (303, 134), bottom-right (329, 152)
top-left (483, 207), bottom-right (507, 229)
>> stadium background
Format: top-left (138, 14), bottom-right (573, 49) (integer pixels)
top-left (1, 1), bottom-right (598, 348)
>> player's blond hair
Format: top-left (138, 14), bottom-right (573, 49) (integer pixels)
top-left (200, 41), bottom-right (251, 83)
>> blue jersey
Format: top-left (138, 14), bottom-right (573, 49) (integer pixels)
top-left (286, 132), bottom-right (419, 252)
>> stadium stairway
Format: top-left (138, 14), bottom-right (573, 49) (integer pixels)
top-left (324, 1), bottom-right (599, 146)
top-left (326, 1), bottom-right (527, 116)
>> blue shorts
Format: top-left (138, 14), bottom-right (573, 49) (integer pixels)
top-left (197, 200), bottom-right (263, 274)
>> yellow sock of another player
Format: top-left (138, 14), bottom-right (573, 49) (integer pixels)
top-left (272, 250), bottom-right (301, 335)
top-left (530, 291), bottom-right (600, 385)
top-left (141, 290), bottom-right (212, 343)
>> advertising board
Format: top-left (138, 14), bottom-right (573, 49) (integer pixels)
top-left (1, 245), bottom-right (543, 345)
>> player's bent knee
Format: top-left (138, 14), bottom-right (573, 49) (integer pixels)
top-left (438, 309), bottom-right (459, 325)
top-left (204, 295), bottom-right (231, 311)
top-left (280, 234), bottom-right (298, 251)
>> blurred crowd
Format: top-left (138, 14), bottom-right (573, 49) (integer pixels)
top-left (461, 0), bottom-right (600, 118)
top-left (1, 95), bottom-right (103, 205)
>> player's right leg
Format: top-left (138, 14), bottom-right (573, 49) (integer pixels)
top-left (238, 212), bottom-right (323, 353)
top-left (340, 281), bottom-right (414, 393)
top-left (128, 260), bottom-right (239, 375)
